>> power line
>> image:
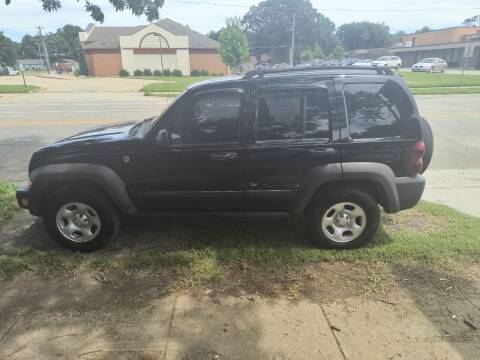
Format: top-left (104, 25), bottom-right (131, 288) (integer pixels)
top-left (167, 1), bottom-right (480, 12)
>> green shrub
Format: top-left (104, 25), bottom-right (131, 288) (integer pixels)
top-left (191, 69), bottom-right (200, 76)
top-left (143, 68), bottom-right (152, 76)
top-left (119, 69), bottom-right (129, 77)
top-left (74, 68), bottom-right (81, 77)
top-left (134, 69), bottom-right (143, 76)
top-left (200, 70), bottom-right (209, 76)
top-left (172, 69), bottom-right (182, 77)
top-left (153, 69), bottom-right (162, 76)
top-left (162, 69), bottom-right (171, 76)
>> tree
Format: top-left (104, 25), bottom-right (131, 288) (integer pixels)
top-left (331, 45), bottom-right (345, 60)
top-left (391, 31), bottom-right (406, 44)
top-left (300, 46), bottom-right (324, 63)
top-left (242, 0), bottom-right (335, 64)
top-left (4, 0), bottom-right (166, 23)
top-left (336, 22), bottom-right (392, 51)
top-left (20, 35), bottom-right (40, 59)
top-left (463, 15), bottom-right (480, 27)
top-left (207, 30), bottom-right (220, 42)
top-left (218, 18), bottom-right (249, 74)
top-left (0, 32), bottom-right (18, 66)
top-left (415, 26), bottom-right (432, 33)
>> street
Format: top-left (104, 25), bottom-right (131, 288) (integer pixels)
top-left (1, 91), bottom-right (479, 216)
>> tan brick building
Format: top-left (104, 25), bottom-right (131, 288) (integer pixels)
top-left (79, 19), bottom-right (229, 77)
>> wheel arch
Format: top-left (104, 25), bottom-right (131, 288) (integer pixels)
top-left (29, 163), bottom-right (137, 217)
top-left (292, 162), bottom-right (401, 217)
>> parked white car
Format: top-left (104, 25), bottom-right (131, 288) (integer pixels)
top-left (352, 59), bottom-right (373, 67)
top-left (6, 67), bottom-right (19, 75)
top-left (411, 58), bottom-right (448, 73)
top-left (371, 56), bottom-right (402, 70)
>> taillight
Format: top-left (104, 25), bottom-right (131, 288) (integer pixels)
top-left (407, 141), bottom-right (425, 176)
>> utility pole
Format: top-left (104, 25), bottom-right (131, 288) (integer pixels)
top-left (154, 34), bottom-right (165, 73)
top-left (37, 26), bottom-right (51, 74)
top-left (289, 14), bottom-right (296, 67)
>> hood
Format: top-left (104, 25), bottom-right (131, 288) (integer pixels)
top-left (58, 121), bottom-right (137, 144)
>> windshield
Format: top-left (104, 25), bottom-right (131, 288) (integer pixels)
top-left (377, 57), bottom-right (389, 61)
top-left (419, 58), bottom-right (435, 63)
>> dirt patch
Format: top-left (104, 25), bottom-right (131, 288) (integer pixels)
top-left (382, 207), bottom-right (446, 233)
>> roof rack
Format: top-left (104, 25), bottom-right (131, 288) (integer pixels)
top-left (242, 66), bottom-right (394, 79)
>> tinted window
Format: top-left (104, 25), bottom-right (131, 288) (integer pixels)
top-left (305, 90), bottom-right (331, 139)
top-left (257, 87), bottom-right (330, 141)
top-left (344, 82), bottom-right (411, 139)
top-left (171, 91), bottom-right (242, 144)
top-left (257, 90), bottom-right (303, 140)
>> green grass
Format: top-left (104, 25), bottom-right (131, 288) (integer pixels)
top-left (0, 85), bottom-right (40, 94)
top-left (1, 201), bottom-right (479, 282)
top-left (0, 182), bottom-right (17, 225)
top-left (411, 86), bottom-right (480, 95)
top-left (144, 92), bottom-right (181, 97)
top-left (398, 71), bottom-right (480, 88)
top-left (139, 76), bottom-right (213, 93)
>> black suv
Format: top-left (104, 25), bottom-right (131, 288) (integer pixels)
top-left (17, 67), bottom-right (433, 252)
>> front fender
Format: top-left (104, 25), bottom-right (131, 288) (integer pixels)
top-left (29, 163), bottom-right (137, 216)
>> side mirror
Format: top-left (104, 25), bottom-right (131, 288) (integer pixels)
top-left (156, 129), bottom-right (170, 147)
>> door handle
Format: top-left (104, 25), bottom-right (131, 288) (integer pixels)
top-left (308, 148), bottom-right (335, 154)
top-left (210, 152), bottom-right (238, 161)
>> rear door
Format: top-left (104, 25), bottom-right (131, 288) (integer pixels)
top-left (244, 78), bottom-right (340, 211)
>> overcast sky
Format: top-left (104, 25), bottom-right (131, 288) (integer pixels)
top-left (1, 0), bottom-right (478, 41)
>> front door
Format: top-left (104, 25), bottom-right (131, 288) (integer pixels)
top-left (127, 87), bottom-right (249, 211)
top-left (244, 79), bottom-right (340, 211)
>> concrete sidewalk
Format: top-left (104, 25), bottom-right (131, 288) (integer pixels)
top-left (1, 272), bottom-right (479, 360)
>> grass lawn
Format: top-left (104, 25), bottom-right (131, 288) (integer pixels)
top-left (1, 198), bottom-right (479, 283)
top-left (139, 76), bottom-right (212, 93)
top-left (0, 182), bottom-right (17, 225)
top-left (411, 86), bottom-right (480, 95)
top-left (0, 85), bottom-right (40, 94)
top-left (398, 71), bottom-right (480, 88)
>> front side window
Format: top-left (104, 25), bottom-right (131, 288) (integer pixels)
top-left (256, 86), bottom-right (331, 141)
top-left (344, 82), bottom-right (411, 139)
top-left (171, 90), bottom-right (242, 145)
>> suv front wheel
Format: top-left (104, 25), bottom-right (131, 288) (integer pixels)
top-left (308, 188), bottom-right (380, 249)
top-left (43, 188), bottom-right (119, 252)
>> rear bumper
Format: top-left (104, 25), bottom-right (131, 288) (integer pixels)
top-left (395, 175), bottom-right (426, 211)
top-left (16, 185), bottom-right (30, 210)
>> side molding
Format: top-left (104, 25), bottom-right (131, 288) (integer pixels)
top-left (29, 163), bottom-right (137, 216)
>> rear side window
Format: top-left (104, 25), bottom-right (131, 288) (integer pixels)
top-left (344, 81), bottom-right (412, 139)
top-left (256, 85), bottom-right (331, 141)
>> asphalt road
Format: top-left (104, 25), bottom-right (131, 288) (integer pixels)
top-left (0, 92), bottom-right (479, 216)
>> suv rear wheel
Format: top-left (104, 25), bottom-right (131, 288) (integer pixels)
top-left (307, 188), bottom-right (380, 249)
top-left (43, 188), bottom-right (119, 252)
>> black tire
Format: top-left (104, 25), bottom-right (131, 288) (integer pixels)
top-left (43, 187), bottom-right (120, 252)
top-left (307, 188), bottom-right (380, 249)
top-left (419, 117), bottom-right (434, 173)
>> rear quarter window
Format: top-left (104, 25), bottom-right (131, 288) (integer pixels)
top-left (344, 81), bottom-right (414, 139)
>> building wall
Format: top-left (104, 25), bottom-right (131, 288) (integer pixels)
top-left (189, 51), bottom-right (228, 74)
top-left (403, 27), bottom-right (478, 47)
top-left (84, 50), bottom-right (123, 76)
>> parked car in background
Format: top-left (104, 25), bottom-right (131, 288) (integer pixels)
top-left (372, 56), bottom-right (402, 70)
top-left (340, 58), bottom-right (361, 66)
top-left (1, 66), bottom-right (19, 75)
top-left (352, 59), bottom-right (373, 67)
top-left (320, 59), bottom-right (341, 66)
top-left (17, 66), bottom-right (432, 252)
top-left (411, 58), bottom-right (447, 73)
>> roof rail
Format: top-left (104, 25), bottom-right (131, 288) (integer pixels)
top-left (242, 66), bottom-right (394, 79)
